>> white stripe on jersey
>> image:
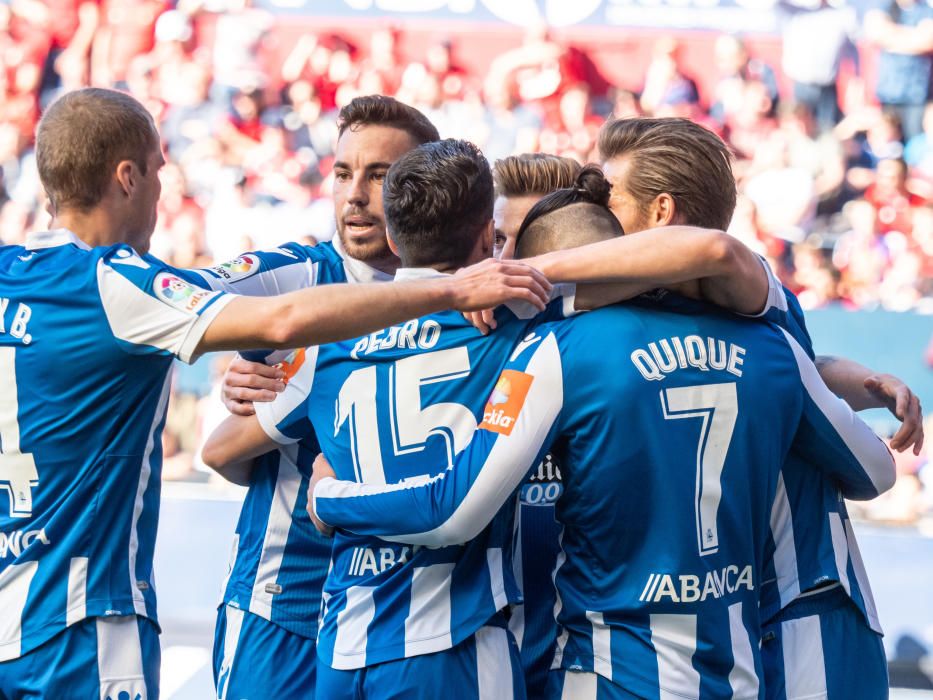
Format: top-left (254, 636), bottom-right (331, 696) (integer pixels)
top-left (649, 614), bottom-right (701, 700)
top-left (770, 473), bottom-right (801, 608)
top-left (129, 372), bottom-right (171, 617)
top-left (404, 563), bottom-right (455, 657)
top-left (740, 256), bottom-right (788, 318)
top-left (97, 260), bottom-right (234, 364)
top-left (779, 328), bottom-right (895, 495)
top-left (487, 547), bottom-right (509, 612)
top-left (508, 509), bottom-right (525, 649)
top-left (844, 518), bottom-right (882, 634)
top-left (255, 344), bottom-right (320, 446)
top-left (249, 446), bottom-right (302, 617)
top-left (0, 560), bottom-right (38, 660)
top-left (727, 602), bottom-right (759, 698)
top-left (67, 556), bottom-right (89, 626)
top-left (828, 512), bottom-right (851, 597)
top-left (560, 671), bottom-right (598, 700)
top-left (333, 586), bottom-right (377, 669)
top-left (781, 613), bottom-right (827, 699)
top-left (218, 606), bottom-right (245, 700)
top-left (586, 611), bottom-right (613, 681)
top-left (476, 626), bottom-right (515, 700)
top-left (96, 616), bottom-right (146, 700)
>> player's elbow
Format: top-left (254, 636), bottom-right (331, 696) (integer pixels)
top-left (262, 301), bottom-right (304, 348)
top-left (872, 453), bottom-right (897, 496)
top-left (200, 438), bottom-right (234, 472)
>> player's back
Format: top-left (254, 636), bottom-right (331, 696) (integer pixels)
top-left (0, 230), bottom-right (228, 661)
top-left (293, 293), bottom-right (567, 670)
top-left (549, 298), bottom-right (805, 699)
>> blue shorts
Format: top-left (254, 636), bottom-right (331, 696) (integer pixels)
top-left (213, 604), bottom-right (317, 699)
top-left (0, 614), bottom-right (159, 700)
top-left (544, 670), bottom-right (641, 700)
top-left (315, 623), bottom-right (525, 700)
top-left (762, 585), bottom-right (888, 700)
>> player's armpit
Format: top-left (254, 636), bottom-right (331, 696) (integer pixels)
top-left (201, 414), bottom-right (278, 483)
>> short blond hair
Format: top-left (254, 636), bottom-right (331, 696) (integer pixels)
top-left (493, 153), bottom-right (581, 198)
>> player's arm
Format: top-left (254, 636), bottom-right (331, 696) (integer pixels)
top-left (524, 226), bottom-right (769, 314)
top-left (781, 328), bottom-right (896, 500)
top-left (201, 414), bottom-right (278, 485)
top-left (195, 258), bottom-right (551, 356)
top-left (310, 334), bottom-right (566, 546)
top-left (815, 356), bottom-right (924, 455)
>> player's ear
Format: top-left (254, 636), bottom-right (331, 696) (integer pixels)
top-left (480, 219), bottom-right (494, 255)
top-left (651, 193), bottom-right (677, 227)
top-left (386, 231), bottom-right (400, 258)
top-left (114, 159), bottom-right (137, 198)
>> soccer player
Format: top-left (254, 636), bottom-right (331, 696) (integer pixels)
top-left (0, 89), bottom-right (550, 699)
top-left (173, 95), bottom-right (443, 700)
top-left (543, 116), bottom-right (923, 699)
top-left (306, 177), bottom-right (896, 699)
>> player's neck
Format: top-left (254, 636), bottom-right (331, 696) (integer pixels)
top-left (50, 207), bottom-right (129, 250)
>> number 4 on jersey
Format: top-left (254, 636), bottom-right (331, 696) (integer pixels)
top-left (0, 347), bottom-right (38, 518)
top-left (660, 382), bottom-right (738, 557)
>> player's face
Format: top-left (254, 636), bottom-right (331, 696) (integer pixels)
top-left (131, 142), bottom-right (165, 254)
top-left (602, 155), bottom-right (652, 235)
top-left (333, 125), bottom-right (418, 268)
top-left (493, 194), bottom-right (542, 260)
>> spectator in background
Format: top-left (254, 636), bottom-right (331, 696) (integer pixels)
top-left (780, 0), bottom-right (860, 134)
top-left (640, 37), bottom-right (700, 116)
top-left (864, 156), bottom-right (926, 235)
top-left (91, 0), bottom-right (166, 88)
top-left (904, 101), bottom-right (933, 178)
top-left (865, 0), bottom-right (933, 141)
top-left (711, 34), bottom-right (779, 126)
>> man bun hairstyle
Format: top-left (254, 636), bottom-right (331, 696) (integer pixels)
top-left (336, 94), bottom-right (439, 145)
top-left (598, 117), bottom-right (736, 230)
top-left (383, 138), bottom-right (494, 268)
top-left (516, 165), bottom-right (612, 242)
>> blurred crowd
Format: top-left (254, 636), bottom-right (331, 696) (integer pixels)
top-left (0, 0), bottom-right (929, 513)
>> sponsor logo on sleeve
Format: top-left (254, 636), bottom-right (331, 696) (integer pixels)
top-left (479, 369), bottom-right (534, 436)
top-left (154, 273), bottom-right (215, 313)
top-left (211, 253), bottom-right (260, 281)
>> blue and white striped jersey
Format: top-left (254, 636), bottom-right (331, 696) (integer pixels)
top-left (755, 270), bottom-right (883, 633)
top-left (0, 229), bottom-right (232, 661)
top-left (312, 297), bottom-right (894, 698)
top-left (255, 268), bottom-right (576, 670)
top-left (176, 238), bottom-right (392, 638)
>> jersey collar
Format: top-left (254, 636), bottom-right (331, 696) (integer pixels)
top-left (24, 229), bottom-right (92, 252)
top-left (331, 234), bottom-right (395, 284)
top-left (394, 267), bottom-right (452, 281)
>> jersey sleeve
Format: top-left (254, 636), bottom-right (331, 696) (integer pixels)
top-left (254, 346), bottom-right (318, 445)
top-left (179, 243), bottom-right (320, 295)
top-left (740, 257), bottom-right (815, 359)
top-left (780, 327), bottom-right (896, 500)
top-left (312, 332), bottom-right (567, 547)
top-left (96, 247), bottom-right (235, 364)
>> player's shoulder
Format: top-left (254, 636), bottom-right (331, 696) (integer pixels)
top-left (204, 241), bottom-right (332, 283)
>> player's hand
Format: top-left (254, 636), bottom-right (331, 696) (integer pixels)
top-left (222, 356), bottom-right (285, 416)
top-left (463, 308), bottom-right (498, 335)
top-left (308, 453), bottom-right (336, 537)
top-left (864, 374), bottom-right (924, 455)
top-left (449, 258), bottom-right (552, 312)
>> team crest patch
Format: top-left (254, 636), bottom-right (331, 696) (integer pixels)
top-left (211, 253), bottom-right (260, 281)
top-left (154, 273), bottom-right (214, 313)
top-left (479, 370), bottom-right (534, 436)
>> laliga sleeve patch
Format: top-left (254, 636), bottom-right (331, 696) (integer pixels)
top-left (479, 369), bottom-right (534, 436)
top-left (210, 253), bottom-right (260, 281)
top-left (153, 273), bottom-right (216, 314)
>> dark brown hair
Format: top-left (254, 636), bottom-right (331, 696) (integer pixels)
top-left (36, 88), bottom-right (157, 211)
top-left (383, 139), bottom-right (493, 268)
top-left (598, 117), bottom-right (736, 230)
top-left (493, 153), bottom-right (581, 198)
top-left (336, 95), bottom-right (439, 145)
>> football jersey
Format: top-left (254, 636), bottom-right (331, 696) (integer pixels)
top-left (0, 229), bottom-right (232, 661)
top-left (312, 297), bottom-right (894, 698)
top-left (176, 238), bottom-right (392, 639)
top-left (255, 268), bottom-right (576, 670)
top-left (755, 270), bottom-right (883, 633)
